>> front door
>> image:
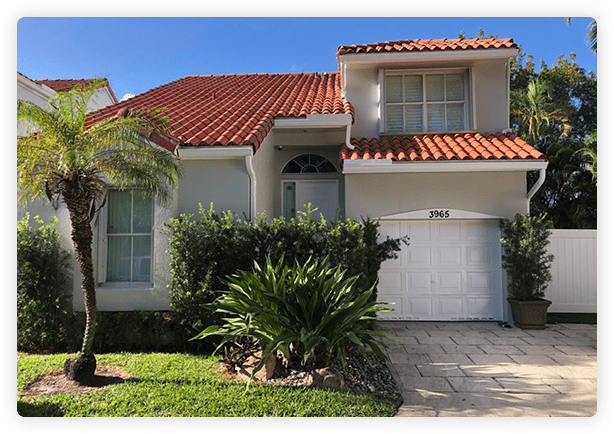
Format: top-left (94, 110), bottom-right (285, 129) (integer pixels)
top-left (283, 180), bottom-right (339, 220)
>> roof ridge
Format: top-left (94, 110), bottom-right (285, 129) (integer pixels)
top-left (184, 71), bottom-right (338, 79)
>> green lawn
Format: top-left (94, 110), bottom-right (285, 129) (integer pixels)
top-left (17, 352), bottom-right (402, 417)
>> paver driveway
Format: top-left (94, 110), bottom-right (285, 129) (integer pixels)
top-left (377, 321), bottom-right (597, 417)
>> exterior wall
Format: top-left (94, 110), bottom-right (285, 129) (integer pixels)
top-left (343, 57), bottom-right (511, 139)
top-left (251, 134), bottom-right (276, 218)
top-left (344, 171), bottom-right (527, 221)
top-left (546, 230), bottom-right (597, 313)
top-left (177, 158), bottom-right (250, 218)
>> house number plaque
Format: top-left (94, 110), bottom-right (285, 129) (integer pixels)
top-left (428, 209), bottom-right (450, 219)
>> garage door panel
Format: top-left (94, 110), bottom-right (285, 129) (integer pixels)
top-left (407, 298), bottom-right (434, 318)
top-left (436, 222), bottom-right (462, 241)
top-left (436, 272), bottom-right (463, 294)
top-left (466, 297), bottom-right (495, 318)
top-left (437, 297), bottom-right (463, 316)
top-left (467, 272), bottom-right (491, 294)
top-left (436, 246), bottom-right (462, 267)
top-left (467, 245), bottom-right (493, 267)
top-left (378, 271), bottom-right (402, 293)
top-left (377, 297), bottom-right (404, 320)
top-left (407, 246), bottom-right (431, 267)
top-left (407, 272), bottom-right (433, 294)
top-left (405, 221), bottom-right (431, 241)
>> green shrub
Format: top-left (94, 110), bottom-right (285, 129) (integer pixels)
top-left (193, 256), bottom-right (396, 379)
top-left (17, 214), bottom-right (78, 353)
top-left (500, 214), bottom-right (555, 301)
top-left (164, 204), bottom-right (406, 351)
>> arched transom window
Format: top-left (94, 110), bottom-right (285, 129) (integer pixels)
top-left (282, 154), bottom-right (338, 174)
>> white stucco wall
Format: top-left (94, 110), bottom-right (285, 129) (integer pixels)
top-left (345, 170), bottom-right (527, 221)
top-left (177, 158), bottom-right (250, 218)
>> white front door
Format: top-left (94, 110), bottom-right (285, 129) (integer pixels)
top-left (377, 219), bottom-right (504, 321)
top-left (283, 180), bottom-right (339, 220)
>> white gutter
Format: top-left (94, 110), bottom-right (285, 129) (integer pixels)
top-left (176, 146), bottom-right (253, 160)
top-left (343, 159), bottom-right (548, 174)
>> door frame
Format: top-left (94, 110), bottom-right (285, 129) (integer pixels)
top-left (280, 178), bottom-right (340, 220)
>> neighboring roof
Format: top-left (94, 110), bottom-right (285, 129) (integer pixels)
top-left (337, 38), bottom-right (517, 56)
top-left (340, 132), bottom-right (546, 162)
top-left (33, 78), bottom-right (119, 103)
top-left (86, 72), bottom-right (354, 151)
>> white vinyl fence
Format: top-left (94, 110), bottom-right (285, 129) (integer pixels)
top-left (546, 229), bottom-right (597, 313)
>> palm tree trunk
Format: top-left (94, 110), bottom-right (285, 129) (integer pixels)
top-left (65, 194), bottom-right (97, 356)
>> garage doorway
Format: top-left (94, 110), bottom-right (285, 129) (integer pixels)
top-left (377, 216), bottom-right (504, 321)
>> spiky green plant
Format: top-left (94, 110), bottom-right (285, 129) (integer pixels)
top-left (192, 256), bottom-right (396, 383)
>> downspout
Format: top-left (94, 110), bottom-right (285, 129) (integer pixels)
top-left (245, 154), bottom-right (257, 220)
top-left (526, 167), bottom-right (546, 213)
top-left (345, 123), bottom-right (354, 150)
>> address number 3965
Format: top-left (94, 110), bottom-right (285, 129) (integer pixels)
top-left (429, 210), bottom-right (450, 219)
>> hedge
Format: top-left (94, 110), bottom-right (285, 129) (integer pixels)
top-left (164, 204), bottom-right (407, 353)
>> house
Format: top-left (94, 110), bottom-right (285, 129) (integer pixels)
top-left (21, 38), bottom-right (549, 322)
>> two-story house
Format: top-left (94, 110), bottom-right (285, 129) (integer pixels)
top-left (35, 38), bottom-right (548, 322)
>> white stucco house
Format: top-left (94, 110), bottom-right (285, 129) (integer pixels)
top-left (19, 38), bottom-right (549, 322)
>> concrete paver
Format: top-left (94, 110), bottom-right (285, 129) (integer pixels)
top-left (378, 321), bottom-right (597, 417)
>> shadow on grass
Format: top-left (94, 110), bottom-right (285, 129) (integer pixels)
top-left (17, 400), bottom-right (64, 417)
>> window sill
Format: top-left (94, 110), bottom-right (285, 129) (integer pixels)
top-left (97, 282), bottom-right (154, 290)
top-left (380, 130), bottom-right (477, 137)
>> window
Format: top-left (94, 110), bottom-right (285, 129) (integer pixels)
top-left (282, 154), bottom-right (338, 173)
top-left (384, 70), bottom-right (470, 134)
top-left (102, 189), bottom-right (153, 284)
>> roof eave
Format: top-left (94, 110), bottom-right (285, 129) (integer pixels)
top-left (339, 48), bottom-right (519, 68)
top-left (342, 159), bottom-right (548, 174)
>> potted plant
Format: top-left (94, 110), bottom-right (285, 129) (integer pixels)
top-left (500, 214), bottom-right (555, 329)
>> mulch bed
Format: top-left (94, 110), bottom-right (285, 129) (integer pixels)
top-left (20, 366), bottom-right (130, 398)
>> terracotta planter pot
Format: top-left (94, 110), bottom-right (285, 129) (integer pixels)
top-left (507, 298), bottom-right (552, 329)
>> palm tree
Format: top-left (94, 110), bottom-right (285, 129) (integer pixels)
top-left (510, 78), bottom-right (571, 146)
top-left (17, 81), bottom-right (181, 383)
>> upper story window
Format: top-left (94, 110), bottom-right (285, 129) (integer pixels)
top-left (383, 69), bottom-right (471, 134)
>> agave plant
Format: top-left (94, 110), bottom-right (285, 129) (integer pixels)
top-left (192, 256), bottom-right (396, 382)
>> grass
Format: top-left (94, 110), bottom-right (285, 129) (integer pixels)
top-left (17, 352), bottom-right (402, 417)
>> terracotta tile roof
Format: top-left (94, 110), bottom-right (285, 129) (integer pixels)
top-left (86, 72), bottom-right (353, 152)
top-left (337, 38), bottom-right (517, 56)
top-left (340, 132), bottom-right (546, 162)
top-left (33, 78), bottom-right (119, 103)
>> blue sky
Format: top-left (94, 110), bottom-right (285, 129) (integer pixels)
top-left (17, 16), bottom-right (598, 102)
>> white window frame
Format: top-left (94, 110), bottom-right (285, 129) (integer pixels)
top-left (96, 189), bottom-right (154, 287)
top-left (380, 67), bottom-right (475, 135)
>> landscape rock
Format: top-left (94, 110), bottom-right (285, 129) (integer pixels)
top-left (240, 351), bottom-right (277, 381)
top-left (310, 367), bottom-right (346, 389)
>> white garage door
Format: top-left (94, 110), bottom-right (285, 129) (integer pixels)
top-left (377, 219), bottom-right (504, 321)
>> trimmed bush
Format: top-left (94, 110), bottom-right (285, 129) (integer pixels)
top-left (164, 205), bottom-right (406, 352)
top-left (17, 214), bottom-right (78, 353)
top-left (500, 213), bottom-right (555, 301)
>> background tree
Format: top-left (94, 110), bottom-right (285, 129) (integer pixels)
top-left (510, 51), bottom-right (597, 229)
top-left (17, 81), bottom-right (181, 383)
